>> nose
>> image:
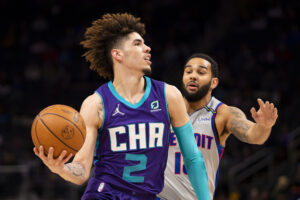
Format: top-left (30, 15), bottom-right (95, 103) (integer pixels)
top-left (189, 71), bottom-right (197, 80)
top-left (144, 44), bottom-right (151, 53)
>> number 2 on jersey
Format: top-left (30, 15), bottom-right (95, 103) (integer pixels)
top-left (122, 153), bottom-right (147, 182)
top-left (175, 152), bottom-right (187, 174)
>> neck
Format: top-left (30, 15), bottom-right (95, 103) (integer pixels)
top-left (112, 65), bottom-right (146, 104)
top-left (185, 93), bottom-right (212, 115)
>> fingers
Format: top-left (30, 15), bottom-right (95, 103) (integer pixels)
top-left (34, 146), bottom-right (73, 165)
top-left (33, 147), bottom-right (39, 155)
top-left (257, 98), bottom-right (270, 112)
top-left (57, 150), bottom-right (67, 161)
top-left (257, 98), bottom-right (264, 107)
top-left (39, 146), bottom-right (46, 158)
top-left (63, 153), bottom-right (74, 163)
top-left (56, 150), bottom-right (73, 166)
top-left (250, 107), bottom-right (257, 118)
top-left (257, 98), bottom-right (277, 112)
top-left (48, 147), bottom-right (54, 159)
top-left (256, 98), bottom-right (278, 126)
top-left (272, 107), bottom-right (278, 120)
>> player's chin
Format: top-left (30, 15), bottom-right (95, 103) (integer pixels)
top-left (142, 65), bottom-right (152, 76)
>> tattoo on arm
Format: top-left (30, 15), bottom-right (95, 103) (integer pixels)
top-left (65, 162), bottom-right (86, 178)
top-left (228, 107), bottom-right (251, 143)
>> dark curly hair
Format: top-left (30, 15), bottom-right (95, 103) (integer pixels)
top-left (80, 13), bottom-right (146, 80)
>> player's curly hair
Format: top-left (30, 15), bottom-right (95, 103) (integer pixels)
top-left (80, 13), bottom-right (146, 80)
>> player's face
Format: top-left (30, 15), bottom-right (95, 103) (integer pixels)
top-left (120, 32), bottom-right (152, 75)
top-left (182, 57), bottom-right (214, 102)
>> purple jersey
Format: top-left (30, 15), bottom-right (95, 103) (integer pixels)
top-left (82, 76), bottom-right (170, 199)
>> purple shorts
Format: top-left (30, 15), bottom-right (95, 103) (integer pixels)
top-left (81, 177), bottom-right (156, 200)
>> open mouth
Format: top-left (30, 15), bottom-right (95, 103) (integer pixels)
top-left (187, 82), bottom-right (198, 91)
top-left (144, 55), bottom-right (152, 64)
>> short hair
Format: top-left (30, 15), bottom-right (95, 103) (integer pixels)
top-left (80, 13), bottom-right (146, 80)
top-left (184, 53), bottom-right (219, 78)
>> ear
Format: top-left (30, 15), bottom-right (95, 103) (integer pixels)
top-left (211, 77), bottom-right (219, 90)
top-left (111, 49), bottom-right (123, 62)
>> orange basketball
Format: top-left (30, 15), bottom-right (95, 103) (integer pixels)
top-left (31, 105), bottom-right (86, 158)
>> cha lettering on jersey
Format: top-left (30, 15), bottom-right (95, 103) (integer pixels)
top-left (169, 132), bottom-right (213, 150)
top-left (108, 123), bottom-right (165, 151)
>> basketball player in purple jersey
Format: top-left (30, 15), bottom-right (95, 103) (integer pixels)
top-left (33, 14), bottom-right (209, 199)
top-left (159, 53), bottom-right (278, 200)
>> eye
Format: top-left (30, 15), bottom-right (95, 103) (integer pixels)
top-left (198, 69), bottom-right (206, 75)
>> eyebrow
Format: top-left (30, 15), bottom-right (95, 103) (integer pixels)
top-left (132, 39), bottom-right (144, 43)
top-left (184, 65), bottom-right (208, 70)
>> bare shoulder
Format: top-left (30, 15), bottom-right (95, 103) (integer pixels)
top-left (226, 106), bottom-right (247, 119)
top-left (216, 105), bottom-right (247, 127)
top-left (80, 93), bottom-right (103, 129)
top-left (214, 104), bottom-right (228, 136)
top-left (165, 84), bottom-right (182, 103)
top-left (216, 104), bottom-right (245, 117)
top-left (215, 104), bottom-right (249, 145)
top-left (165, 84), bottom-right (189, 127)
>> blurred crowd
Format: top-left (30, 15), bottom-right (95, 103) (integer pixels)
top-left (0, 0), bottom-right (299, 199)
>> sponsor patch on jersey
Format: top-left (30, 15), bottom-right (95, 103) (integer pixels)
top-left (150, 100), bottom-right (162, 112)
top-left (197, 117), bottom-right (210, 122)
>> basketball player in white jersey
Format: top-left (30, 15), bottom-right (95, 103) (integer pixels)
top-left (158, 53), bottom-right (278, 200)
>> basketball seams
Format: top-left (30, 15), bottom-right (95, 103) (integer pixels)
top-left (37, 114), bottom-right (79, 152)
top-left (34, 118), bottom-right (49, 155)
top-left (40, 113), bottom-right (85, 140)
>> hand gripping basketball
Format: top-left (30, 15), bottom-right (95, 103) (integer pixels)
top-left (31, 105), bottom-right (86, 158)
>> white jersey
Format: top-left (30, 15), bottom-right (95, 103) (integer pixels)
top-left (159, 97), bottom-right (224, 200)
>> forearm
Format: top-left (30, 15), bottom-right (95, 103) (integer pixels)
top-left (56, 161), bottom-right (89, 185)
top-left (246, 123), bottom-right (272, 145)
top-left (184, 152), bottom-right (209, 200)
top-left (173, 122), bottom-right (210, 200)
top-left (228, 106), bottom-right (276, 145)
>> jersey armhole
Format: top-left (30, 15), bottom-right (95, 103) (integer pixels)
top-left (163, 83), bottom-right (171, 124)
top-left (95, 91), bottom-right (105, 132)
top-left (211, 102), bottom-right (224, 146)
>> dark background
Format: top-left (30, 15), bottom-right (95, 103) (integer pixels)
top-left (0, 0), bottom-right (299, 199)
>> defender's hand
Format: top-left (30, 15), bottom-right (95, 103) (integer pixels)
top-left (33, 146), bottom-right (73, 174)
top-left (250, 98), bottom-right (278, 129)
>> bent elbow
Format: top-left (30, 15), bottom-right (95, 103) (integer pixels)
top-left (73, 176), bottom-right (89, 185)
top-left (256, 140), bottom-right (266, 145)
top-left (251, 137), bottom-right (267, 145)
top-left (75, 180), bottom-right (86, 186)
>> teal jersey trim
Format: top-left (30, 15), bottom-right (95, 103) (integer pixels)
top-left (163, 83), bottom-right (171, 124)
top-left (164, 83), bottom-right (171, 145)
top-left (94, 132), bottom-right (100, 164)
top-left (95, 91), bottom-right (105, 131)
top-left (94, 91), bottom-right (105, 164)
top-left (108, 76), bottom-right (151, 109)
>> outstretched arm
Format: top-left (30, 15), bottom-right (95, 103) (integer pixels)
top-left (166, 84), bottom-right (210, 200)
top-left (34, 93), bottom-right (102, 185)
top-left (225, 98), bottom-right (278, 145)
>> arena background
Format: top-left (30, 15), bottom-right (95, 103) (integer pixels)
top-left (0, 0), bottom-right (299, 199)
